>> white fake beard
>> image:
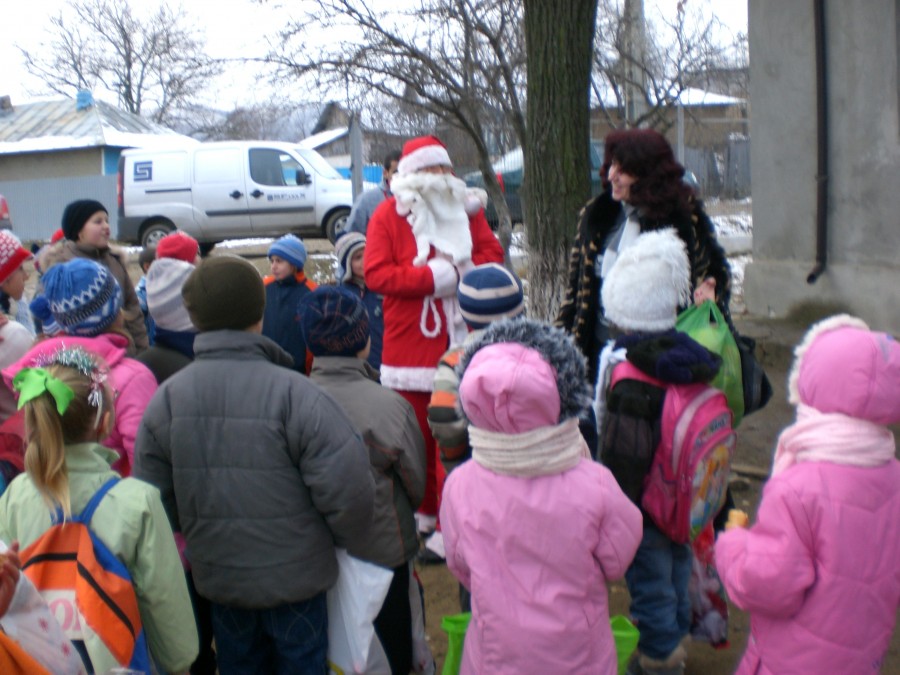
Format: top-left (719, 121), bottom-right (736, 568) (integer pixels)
top-left (392, 172), bottom-right (473, 266)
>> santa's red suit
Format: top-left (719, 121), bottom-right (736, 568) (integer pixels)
top-left (365, 175), bottom-right (503, 520)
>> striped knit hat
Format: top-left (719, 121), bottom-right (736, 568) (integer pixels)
top-left (42, 259), bottom-right (122, 336)
top-left (457, 263), bottom-right (525, 330)
top-left (268, 234), bottom-right (308, 271)
top-left (298, 286), bottom-right (370, 357)
top-left (334, 232), bottom-right (366, 282)
top-left (147, 258), bottom-right (196, 332)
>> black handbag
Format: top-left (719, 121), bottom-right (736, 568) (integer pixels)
top-left (734, 333), bottom-right (773, 416)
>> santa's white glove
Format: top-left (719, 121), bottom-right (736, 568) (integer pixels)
top-left (464, 187), bottom-right (488, 216)
top-left (428, 257), bottom-right (459, 298)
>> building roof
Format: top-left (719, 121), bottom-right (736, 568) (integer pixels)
top-left (298, 126), bottom-right (348, 150)
top-left (0, 95), bottom-right (196, 155)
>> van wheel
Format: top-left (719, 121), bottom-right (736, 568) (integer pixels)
top-left (141, 220), bottom-right (175, 248)
top-left (324, 208), bottom-right (350, 244)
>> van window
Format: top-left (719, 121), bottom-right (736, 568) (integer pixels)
top-left (250, 148), bottom-right (301, 187)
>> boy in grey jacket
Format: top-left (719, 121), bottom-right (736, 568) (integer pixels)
top-left (301, 285), bottom-right (427, 675)
top-left (134, 256), bottom-right (375, 673)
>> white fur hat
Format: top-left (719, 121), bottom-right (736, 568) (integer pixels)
top-left (601, 228), bottom-right (691, 332)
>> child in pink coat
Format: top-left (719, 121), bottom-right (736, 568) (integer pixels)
top-left (440, 319), bottom-right (642, 674)
top-left (715, 315), bottom-right (900, 674)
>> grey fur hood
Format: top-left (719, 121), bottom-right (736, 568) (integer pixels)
top-left (458, 318), bottom-right (593, 422)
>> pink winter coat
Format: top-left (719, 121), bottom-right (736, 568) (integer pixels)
top-left (3, 334), bottom-right (157, 476)
top-left (715, 460), bottom-right (900, 674)
top-left (440, 458), bottom-right (642, 675)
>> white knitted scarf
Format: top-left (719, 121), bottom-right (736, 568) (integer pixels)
top-left (470, 417), bottom-right (589, 477)
top-left (772, 404), bottom-right (896, 476)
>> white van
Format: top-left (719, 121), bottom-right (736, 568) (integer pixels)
top-left (117, 141), bottom-right (356, 248)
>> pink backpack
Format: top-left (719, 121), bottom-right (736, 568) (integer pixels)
top-left (610, 361), bottom-right (736, 543)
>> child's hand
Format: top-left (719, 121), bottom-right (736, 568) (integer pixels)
top-left (725, 509), bottom-right (749, 530)
top-left (693, 277), bottom-right (717, 305)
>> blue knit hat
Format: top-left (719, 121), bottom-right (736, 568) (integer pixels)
top-left (29, 295), bottom-right (63, 337)
top-left (457, 263), bottom-right (525, 330)
top-left (42, 259), bottom-right (123, 336)
top-left (298, 286), bottom-right (370, 357)
top-left (268, 234), bottom-right (308, 271)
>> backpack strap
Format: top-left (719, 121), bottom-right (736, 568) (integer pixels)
top-left (610, 359), bottom-right (666, 389)
top-left (75, 477), bottom-right (120, 525)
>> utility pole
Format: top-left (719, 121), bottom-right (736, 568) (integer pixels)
top-left (622, 0), bottom-right (647, 125)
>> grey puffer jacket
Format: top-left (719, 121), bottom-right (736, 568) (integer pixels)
top-left (309, 357), bottom-right (425, 568)
top-left (134, 330), bottom-right (375, 609)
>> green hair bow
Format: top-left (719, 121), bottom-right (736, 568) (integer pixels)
top-left (13, 367), bottom-right (75, 416)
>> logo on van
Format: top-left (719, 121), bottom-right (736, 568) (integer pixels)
top-left (133, 162), bottom-right (153, 182)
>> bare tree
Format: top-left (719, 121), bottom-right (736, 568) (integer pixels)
top-left (267, 0), bottom-right (527, 249)
top-left (18, 0), bottom-right (222, 127)
top-left (592, 0), bottom-right (744, 131)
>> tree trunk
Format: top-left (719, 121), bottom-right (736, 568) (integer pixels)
top-left (523, 0), bottom-right (598, 320)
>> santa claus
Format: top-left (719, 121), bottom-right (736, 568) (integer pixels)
top-left (365, 135), bottom-right (504, 561)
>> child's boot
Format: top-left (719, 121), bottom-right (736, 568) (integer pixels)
top-left (626, 644), bottom-right (687, 675)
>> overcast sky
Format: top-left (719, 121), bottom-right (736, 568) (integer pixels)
top-left (1, 0), bottom-right (748, 110)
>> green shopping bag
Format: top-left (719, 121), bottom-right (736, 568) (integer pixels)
top-left (441, 612), bottom-right (471, 675)
top-left (676, 300), bottom-right (745, 426)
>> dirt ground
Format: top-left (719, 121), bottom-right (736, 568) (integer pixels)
top-left (62, 242), bottom-right (899, 674)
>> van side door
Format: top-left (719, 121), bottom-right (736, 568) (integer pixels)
top-left (192, 146), bottom-right (252, 238)
top-left (247, 147), bottom-right (317, 236)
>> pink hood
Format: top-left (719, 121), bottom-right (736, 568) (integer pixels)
top-left (3, 334), bottom-right (157, 476)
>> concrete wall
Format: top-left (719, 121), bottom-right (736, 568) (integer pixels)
top-left (745, 0), bottom-right (900, 332)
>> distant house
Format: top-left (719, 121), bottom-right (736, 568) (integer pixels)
top-left (0, 92), bottom-right (195, 241)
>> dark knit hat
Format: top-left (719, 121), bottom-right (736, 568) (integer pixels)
top-left (334, 232), bottom-right (366, 283)
top-left (61, 199), bottom-right (107, 241)
top-left (42, 258), bottom-right (123, 336)
top-left (298, 286), bottom-right (370, 357)
top-left (268, 234), bottom-right (308, 271)
top-left (458, 263), bottom-right (525, 330)
top-left (182, 256), bottom-right (265, 331)
top-left (156, 232), bottom-right (199, 263)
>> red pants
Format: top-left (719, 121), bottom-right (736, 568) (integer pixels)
top-left (397, 390), bottom-right (445, 518)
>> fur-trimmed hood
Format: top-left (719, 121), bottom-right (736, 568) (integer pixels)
top-left (459, 318), bottom-right (593, 423)
top-left (787, 314), bottom-right (900, 425)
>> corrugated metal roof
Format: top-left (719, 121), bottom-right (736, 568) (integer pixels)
top-left (0, 96), bottom-right (195, 155)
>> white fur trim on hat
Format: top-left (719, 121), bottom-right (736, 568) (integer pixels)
top-left (397, 142), bottom-right (453, 175)
top-left (601, 228), bottom-right (691, 332)
top-left (787, 313), bottom-right (869, 405)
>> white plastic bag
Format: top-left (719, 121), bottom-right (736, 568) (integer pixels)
top-left (327, 549), bottom-right (393, 675)
top-left (409, 563), bottom-right (435, 675)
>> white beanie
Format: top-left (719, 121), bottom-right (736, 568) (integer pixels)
top-left (601, 228), bottom-right (691, 332)
top-left (397, 135), bottom-right (453, 175)
top-left (147, 257), bottom-right (197, 332)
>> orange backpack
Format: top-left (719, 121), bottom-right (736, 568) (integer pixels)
top-left (20, 478), bottom-right (151, 672)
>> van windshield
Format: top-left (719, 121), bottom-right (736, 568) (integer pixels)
top-left (296, 149), bottom-right (344, 180)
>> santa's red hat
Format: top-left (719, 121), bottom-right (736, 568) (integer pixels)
top-left (397, 135), bottom-right (453, 175)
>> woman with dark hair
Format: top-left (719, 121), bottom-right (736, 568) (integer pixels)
top-left (556, 128), bottom-right (732, 385)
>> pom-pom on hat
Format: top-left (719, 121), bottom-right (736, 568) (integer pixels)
top-left (41, 259), bottom-right (122, 337)
top-left (29, 295), bottom-right (63, 337)
top-left (788, 314), bottom-right (900, 425)
top-left (601, 228), bottom-right (691, 332)
top-left (182, 256), bottom-right (264, 332)
top-left (268, 234), bottom-right (308, 271)
top-left (458, 263), bottom-right (525, 330)
top-left (61, 199), bottom-right (107, 241)
top-left (334, 232), bottom-right (366, 283)
top-left (298, 286), bottom-right (370, 357)
top-left (156, 232), bottom-right (199, 264)
top-left (0, 231), bottom-right (32, 285)
top-left (397, 135), bottom-right (453, 175)
top-left (147, 258), bottom-right (196, 332)
top-left (50, 229), bottom-right (65, 244)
